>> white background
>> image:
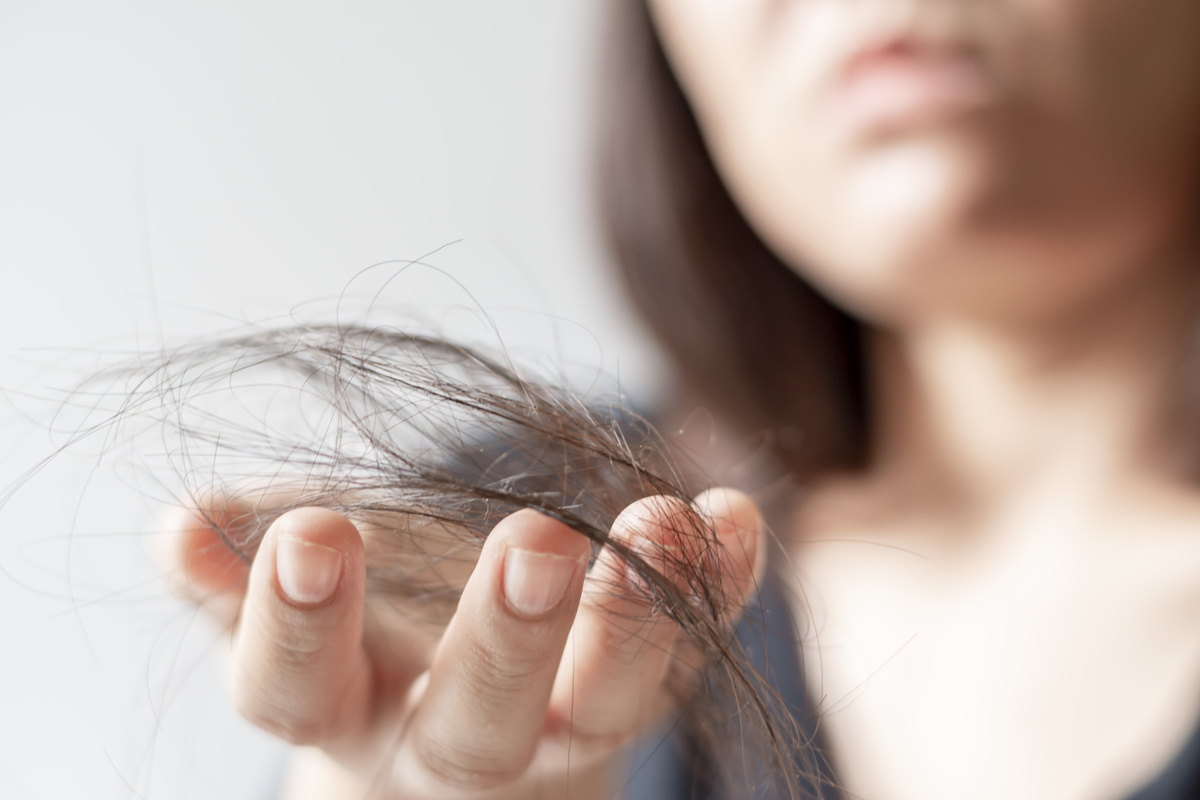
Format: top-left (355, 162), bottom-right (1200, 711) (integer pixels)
top-left (0, 2), bottom-right (664, 797)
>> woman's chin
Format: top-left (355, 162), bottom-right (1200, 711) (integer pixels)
top-left (782, 211), bottom-right (1020, 329)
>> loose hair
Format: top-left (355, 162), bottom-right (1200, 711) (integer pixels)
top-left (54, 321), bottom-right (826, 799)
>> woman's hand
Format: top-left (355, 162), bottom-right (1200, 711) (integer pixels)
top-left (168, 489), bottom-right (764, 799)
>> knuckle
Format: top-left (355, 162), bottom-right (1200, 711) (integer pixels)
top-left (458, 636), bottom-right (544, 701)
top-left (249, 606), bottom-right (335, 666)
top-left (233, 690), bottom-right (332, 745)
top-left (270, 625), bottom-right (327, 664)
top-left (263, 716), bottom-right (333, 746)
top-left (412, 734), bottom-right (528, 791)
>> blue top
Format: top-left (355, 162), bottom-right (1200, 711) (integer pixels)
top-left (624, 573), bottom-right (1200, 800)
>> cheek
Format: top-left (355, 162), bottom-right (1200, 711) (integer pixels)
top-left (647, 0), bottom-right (772, 126)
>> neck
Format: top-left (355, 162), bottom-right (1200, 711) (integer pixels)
top-left (867, 256), bottom-right (1200, 524)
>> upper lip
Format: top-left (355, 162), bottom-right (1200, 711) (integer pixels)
top-left (843, 39), bottom-right (977, 81)
top-left (830, 21), bottom-right (984, 89)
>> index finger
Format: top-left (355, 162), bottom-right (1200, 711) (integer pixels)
top-left (400, 509), bottom-right (591, 792)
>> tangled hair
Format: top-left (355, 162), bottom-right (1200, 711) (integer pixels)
top-left (51, 321), bottom-right (829, 798)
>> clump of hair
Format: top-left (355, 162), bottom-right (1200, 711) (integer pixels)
top-left (51, 321), bottom-right (820, 799)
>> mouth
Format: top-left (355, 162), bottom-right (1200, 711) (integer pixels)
top-left (825, 39), bottom-right (992, 137)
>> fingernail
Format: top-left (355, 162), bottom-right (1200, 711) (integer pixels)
top-left (276, 538), bottom-right (343, 605)
top-left (503, 547), bottom-right (581, 618)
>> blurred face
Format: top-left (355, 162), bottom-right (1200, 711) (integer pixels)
top-left (648, 0), bottom-right (1200, 329)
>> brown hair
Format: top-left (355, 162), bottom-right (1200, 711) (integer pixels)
top-left (596, 0), bottom-right (870, 481)
top-left (63, 322), bottom-right (818, 798)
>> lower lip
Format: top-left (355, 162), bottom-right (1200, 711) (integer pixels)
top-left (827, 53), bottom-right (990, 135)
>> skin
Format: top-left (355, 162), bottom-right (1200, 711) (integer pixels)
top-left (171, 491), bottom-right (764, 799)
top-left (647, 0), bottom-right (1200, 798)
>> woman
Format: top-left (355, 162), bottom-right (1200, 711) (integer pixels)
top-left (172, 0), bottom-right (1200, 797)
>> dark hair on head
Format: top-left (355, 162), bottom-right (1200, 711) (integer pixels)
top-left (596, 0), bottom-right (870, 480)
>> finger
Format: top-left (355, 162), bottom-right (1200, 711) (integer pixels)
top-left (667, 488), bottom-right (765, 684)
top-left (403, 509), bottom-right (590, 791)
top-left (693, 487), bottom-right (764, 620)
top-left (161, 500), bottom-right (255, 627)
top-left (547, 495), bottom-right (690, 740)
top-left (231, 507), bottom-right (373, 747)
top-left (548, 490), bottom-right (763, 739)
